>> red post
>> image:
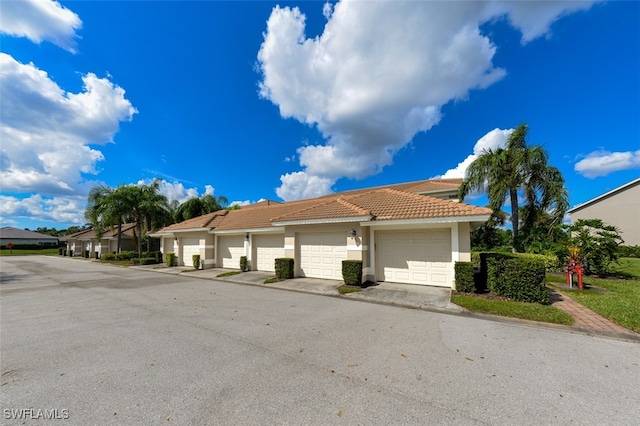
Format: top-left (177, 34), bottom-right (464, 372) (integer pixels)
top-left (576, 263), bottom-right (583, 290)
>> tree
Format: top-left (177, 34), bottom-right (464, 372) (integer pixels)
top-left (459, 123), bottom-right (569, 252)
top-left (84, 184), bottom-right (130, 252)
top-left (174, 193), bottom-right (228, 222)
top-left (567, 219), bottom-right (624, 275)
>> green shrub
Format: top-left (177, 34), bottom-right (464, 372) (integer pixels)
top-left (275, 258), bottom-right (294, 279)
top-left (142, 251), bottom-right (162, 263)
top-left (101, 253), bottom-right (116, 261)
top-left (69, 250), bottom-right (74, 257)
top-left (240, 256), bottom-right (248, 272)
top-left (487, 255), bottom-right (549, 304)
top-left (470, 252), bottom-right (481, 268)
top-left (454, 262), bottom-right (475, 292)
top-left (341, 260), bottom-right (363, 286)
top-left (193, 254), bottom-right (201, 270)
top-left (58, 248), bottom-right (63, 255)
top-left (516, 253), bottom-right (561, 272)
top-left (115, 251), bottom-right (136, 261)
top-left (1, 244), bottom-right (59, 250)
top-left (619, 245), bottom-right (640, 258)
top-left (83, 250), bottom-right (89, 258)
top-left (165, 252), bottom-right (176, 267)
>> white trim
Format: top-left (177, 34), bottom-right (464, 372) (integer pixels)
top-left (369, 227), bottom-right (375, 280)
top-left (211, 229), bottom-right (249, 235)
top-left (361, 215), bottom-right (490, 227)
top-left (347, 244), bottom-right (368, 251)
top-left (284, 244), bottom-right (295, 250)
top-left (568, 178), bottom-right (640, 213)
top-left (272, 216), bottom-right (372, 226)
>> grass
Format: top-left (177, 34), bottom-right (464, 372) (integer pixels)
top-left (337, 284), bottom-right (362, 294)
top-left (216, 270), bottom-right (242, 278)
top-left (547, 263), bottom-right (640, 333)
top-left (0, 248), bottom-right (60, 256)
top-left (608, 257), bottom-right (640, 278)
top-left (263, 277), bottom-right (281, 284)
top-left (451, 293), bottom-right (574, 325)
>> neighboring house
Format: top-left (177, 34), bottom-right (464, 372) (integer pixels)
top-left (568, 177), bottom-right (640, 246)
top-left (61, 224), bottom-right (136, 257)
top-left (0, 227), bottom-right (59, 246)
top-left (150, 178), bottom-right (492, 289)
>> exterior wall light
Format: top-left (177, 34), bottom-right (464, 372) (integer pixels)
top-left (245, 233), bottom-right (250, 241)
top-left (349, 228), bottom-right (357, 237)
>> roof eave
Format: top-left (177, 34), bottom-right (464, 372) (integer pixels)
top-left (361, 214), bottom-right (491, 227)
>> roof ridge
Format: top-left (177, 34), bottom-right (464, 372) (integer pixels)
top-left (381, 187), bottom-right (448, 203)
top-left (335, 197), bottom-right (372, 216)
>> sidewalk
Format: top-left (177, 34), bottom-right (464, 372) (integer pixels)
top-left (134, 264), bottom-right (639, 342)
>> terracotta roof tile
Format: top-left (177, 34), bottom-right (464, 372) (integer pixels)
top-left (270, 198), bottom-right (372, 223)
top-left (157, 211), bottom-right (228, 232)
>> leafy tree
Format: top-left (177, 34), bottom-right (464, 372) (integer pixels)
top-left (567, 219), bottom-right (624, 275)
top-left (470, 224), bottom-right (512, 252)
top-left (459, 123), bottom-right (569, 252)
top-left (85, 184), bottom-right (131, 252)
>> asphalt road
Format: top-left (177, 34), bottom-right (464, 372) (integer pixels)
top-left (1, 256), bottom-right (639, 425)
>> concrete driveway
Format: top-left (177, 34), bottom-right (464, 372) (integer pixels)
top-left (1, 256), bottom-right (639, 425)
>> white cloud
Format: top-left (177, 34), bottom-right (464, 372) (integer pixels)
top-left (441, 128), bottom-right (513, 179)
top-left (257, 0), bottom-right (598, 201)
top-left (0, 53), bottom-right (137, 196)
top-left (0, 0), bottom-right (82, 53)
top-left (0, 194), bottom-right (87, 226)
top-left (574, 150), bottom-right (640, 178)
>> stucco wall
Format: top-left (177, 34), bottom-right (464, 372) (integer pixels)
top-left (570, 183), bottom-right (640, 246)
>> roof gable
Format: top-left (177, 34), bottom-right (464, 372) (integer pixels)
top-left (568, 178), bottom-right (640, 213)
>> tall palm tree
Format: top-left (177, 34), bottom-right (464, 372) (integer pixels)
top-left (458, 123), bottom-right (569, 252)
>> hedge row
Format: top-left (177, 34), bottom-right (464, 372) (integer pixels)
top-left (131, 257), bottom-right (157, 265)
top-left (454, 262), bottom-right (475, 293)
top-left (487, 255), bottom-right (549, 304)
top-left (275, 258), bottom-right (294, 279)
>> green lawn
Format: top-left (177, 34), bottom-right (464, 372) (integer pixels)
top-left (609, 257), bottom-right (640, 278)
top-left (451, 293), bottom-right (574, 325)
top-left (0, 248), bottom-right (60, 256)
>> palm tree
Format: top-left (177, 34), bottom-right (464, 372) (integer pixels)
top-left (459, 123), bottom-right (569, 252)
top-left (174, 193), bottom-right (228, 222)
top-left (84, 184), bottom-right (130, 253)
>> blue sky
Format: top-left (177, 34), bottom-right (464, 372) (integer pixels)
top-left (1, 0), bottom-right (638, 231)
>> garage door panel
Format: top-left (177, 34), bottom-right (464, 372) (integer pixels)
top-left (377, 229), bottom-right (452, 286)
top-left (254, 234), bottom-right (284, 272)
top-left (219, 235), bottom-right (244, 269)
top-left (299, 233), bottom-right (346, 279)
top-left (182, 237), bottom-right (200, 267)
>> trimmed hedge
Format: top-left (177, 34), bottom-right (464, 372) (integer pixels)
top-left (115, 251), bottom-right (136, 261)
top-left (165, 252), bottom-right (176, 267)
top-left (487, 255), bottom-right (549, 305)
top-left (240, 256), bottom-right (248, 272)
top-left (454, 262), bottom-right (475, 293)
top-left (619, 245), bottom-right (640, 258)
top-left (142, 251), bottom-right (162, 263)
top-left (275, 258), bottom-right (294, 279)
top-left (342, 260), bottom-right (363, 286)
top-left (193, 254), bottom-right (201, 270)
top-left (101, 253), bottom-right (116, 261)
top-left (1, 244), bottom-right (59, 250)
top-left (519, 253), bottom-right (561, 272)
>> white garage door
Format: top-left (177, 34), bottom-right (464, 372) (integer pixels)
top-left (218, 235), bottom-right (245, 269)
top-left (376, 229), bottom-right (452, 286)
top-left (254, 234), bottom-right (284, 272)
top-left (298, 233), bottom-right (347, 280)
top-left (182, 237), bottom-right (200, 267)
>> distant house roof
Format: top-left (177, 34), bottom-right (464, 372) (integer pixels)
top-left (0, 227), bottom-right (59, 241)
top-left (568, 178), bottom-right (640, 213)
top-left (151, 178), bottom-right (491, 235)
top-left (60, 223), bottom-right (137, 241)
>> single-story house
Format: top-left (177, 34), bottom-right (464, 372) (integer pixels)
top-left (0, 227), bottom-right (59, 246)
top-left (61, 224), bottom-right (136, 257)
top-left (150, 178), bottom-right (492, 288)
top-left (568, 177), bottom-right (640, 246)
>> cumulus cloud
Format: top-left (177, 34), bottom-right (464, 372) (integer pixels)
top-left (0, 0), bottom-right (82, 53)
top-left (257, 0), bottom-right (598, 200)
top-left (441, 128), bottom-right (513, 179)
top-left (0, 194), bottom-right (87, 226)
top-left (574, 150), bottom-right (640, 178)
top-left (0, 53), bottom-right (137, 195)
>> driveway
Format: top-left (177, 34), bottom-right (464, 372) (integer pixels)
top-left (1, 256), bottom-right (639, 425)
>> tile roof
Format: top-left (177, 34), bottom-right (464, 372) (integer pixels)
top-left (153, 178), bottom-right (491, 233)
top-left (61, 223), bottom-right (137, 240)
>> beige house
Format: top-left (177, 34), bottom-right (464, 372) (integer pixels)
top-left (151, 179), bottom-right (492, 288)
top-left (62, 224), bottom-right (136, 257)
top-left (568, 178), bottom-right (640, 246)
